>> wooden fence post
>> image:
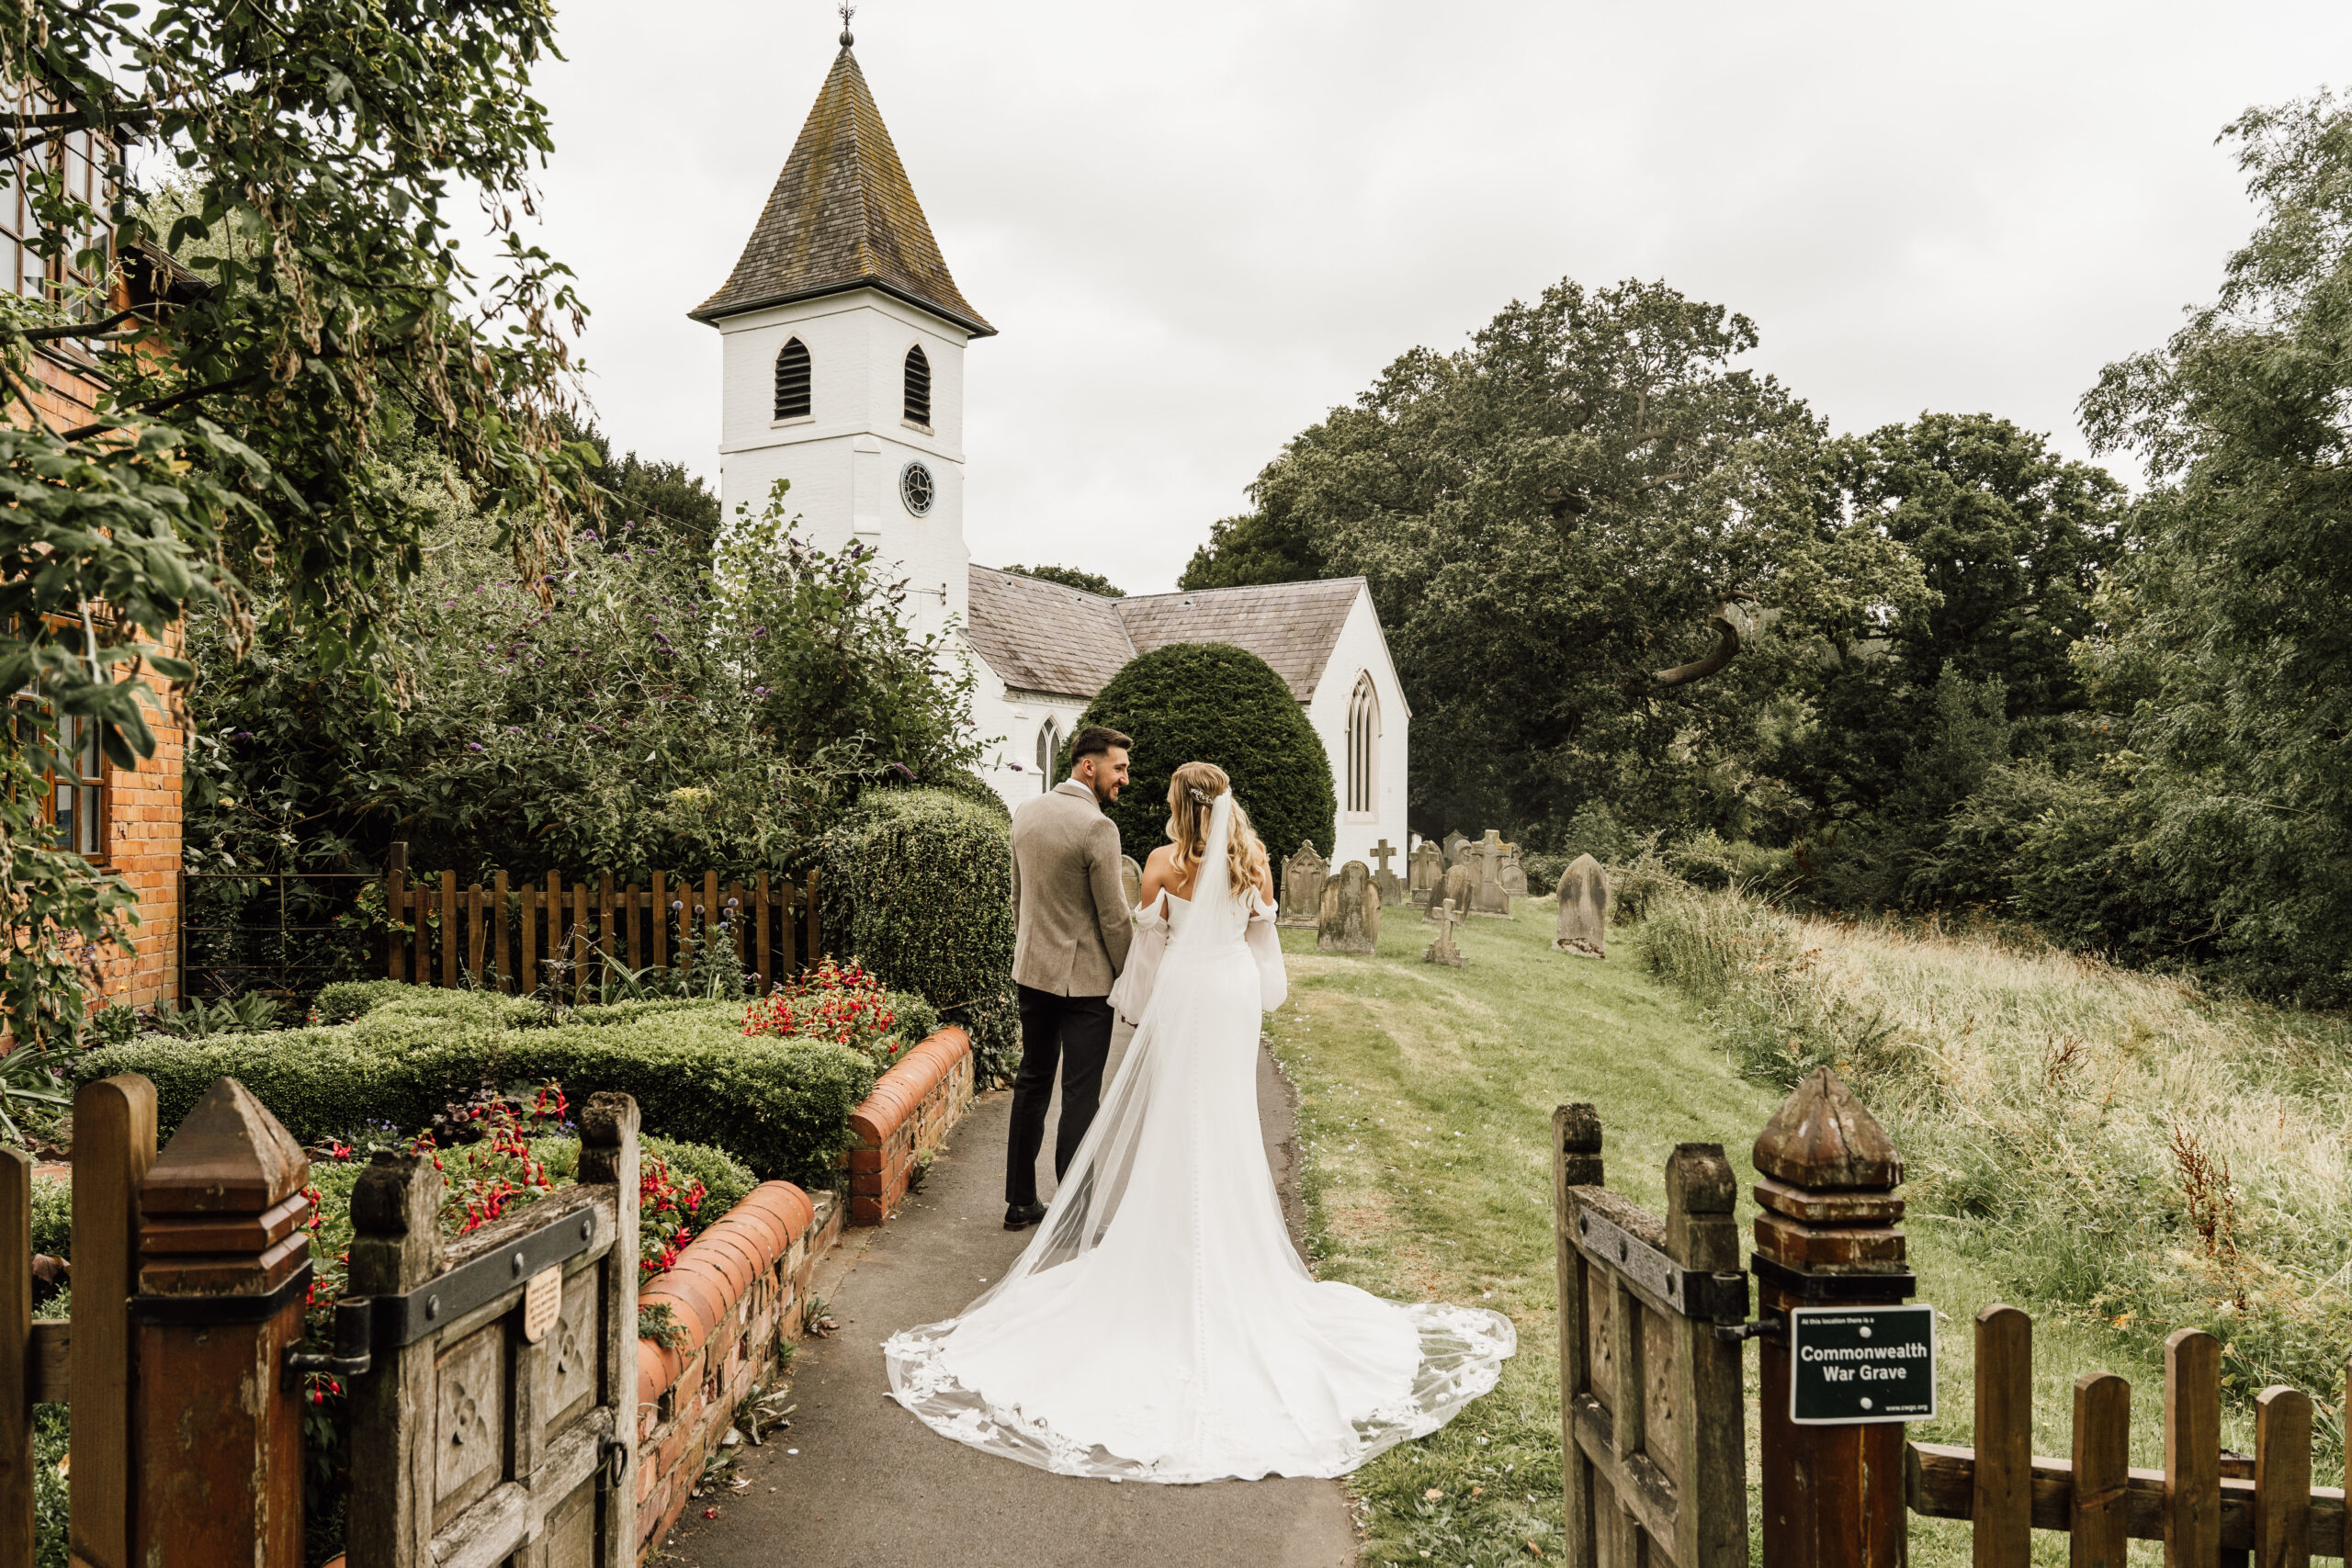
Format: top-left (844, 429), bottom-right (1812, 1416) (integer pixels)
top-left (1973, 1305), bottom-right (2032, 1568)
top-left (2164, 1328), bottom-right (2222, 1568)
top-left (1, 1146), bottom-right (30, 1568)
top-left (345, 1148), bottom-right (445, 1568)
top-left (1753, 1066), bottom-right (1910, 1568)
top-left (2072, 1371), bottom-right (2132, 1568)
top-left (72, 1075), bottom-right (156, 1568)
top-left (130, 1077), bottom-right (311, 1566)
top-left (1666, 1142), bottom-right (1746, 1568)
top-left (580, 1093), bottom-right (640, 1567)
top-left (1554, 1104), bottom-right (1602, 1568)
top-left (385, 840), bottom-right (408, 981)
top-left (2255, 1385), bottom-right (2312, 1568)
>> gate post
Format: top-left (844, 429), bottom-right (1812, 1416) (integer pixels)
top-left (580, 1092), bottom-right (640, 1568)
top-left (1753, 1067), bottom-right (1910, 1568)
top-left (1667, 1143), bottom-right (1747, 1568)
top-left (345, 1147), bottom-right (445, 1568)
top-left (1554, 1104), bottom-right (1603, 1568)
top-left (130, 1077), bottom-right (312, 1566)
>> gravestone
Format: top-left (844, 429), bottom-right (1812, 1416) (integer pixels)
top-left (1554, 852), bottom-right (1611, 959)
top-left (1408, 841), bottom-right (1444, 905)
top-left (1120, 854), bottom-right (1144, 911)
top-left (1422, 897), bottom-right (1465, 967)
top-left (1442, 831), bottom-right (1469, 869)
top-left (1280, 841), bottom-right (1329, 928)
top-left (1499, 842), bottom-right (1529, 899)
top-left (1429, 862), bottom-right (1475, 922)
top-left (1468, 829), bottom-right (1512, 917)
top-left (1317, 861), bottom-right (1380, 954)
top-left (1369, 838), bottom-right (1406, 908)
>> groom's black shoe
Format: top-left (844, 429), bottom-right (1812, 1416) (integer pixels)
top-left (1003, 1201), bottom-right (1047, 1231)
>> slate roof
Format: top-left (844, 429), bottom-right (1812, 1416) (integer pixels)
top-left (965, 569), bottom-right (1369, 704)
top-left (691, 46), bottom-right (993, 336)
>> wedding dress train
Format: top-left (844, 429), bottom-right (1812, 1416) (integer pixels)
top-left (884, 792), bottom-right (1514, 1483)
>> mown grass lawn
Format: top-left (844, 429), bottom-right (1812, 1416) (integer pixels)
top-left (1270, 896), bottom-right (2177, 1568)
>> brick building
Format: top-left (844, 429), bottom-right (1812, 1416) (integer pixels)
top-left (7, 126), bottom-right (194, 1013)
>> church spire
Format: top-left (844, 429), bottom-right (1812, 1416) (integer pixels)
top-left (690, 25), bottom-right (993, 336)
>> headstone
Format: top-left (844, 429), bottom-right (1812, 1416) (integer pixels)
top-left (1120, 854), bottom-right (1144, 911)
top-left (1500, 841), bottom-right (1529, 900)
top-left (1442, 831), bottom-right (1469, 869)
top-left (1553, 852), bottom-right (1610, 958)
top-left (1429, 862), bottom-right (1475, 922)
top-left (1369, 838), bottom-right (1405, 908)
top-left (1408, 841), bottom-right (1444, 904)
top-left (1469, 829), bottom-right (1512, 917)
top-left (1422, 897), bottom-right (1465, 967)
top-left (1280, 841), bottom-right (1329, 928)
top-left (1317, 861), bottom-right (1380, 954)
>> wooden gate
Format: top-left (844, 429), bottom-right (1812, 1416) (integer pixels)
top-left (335, 1093), bottom-right (641, 1568)
top-left (1554, 1103), bottom-right (1751, 1568)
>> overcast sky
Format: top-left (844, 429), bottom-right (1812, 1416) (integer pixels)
top-left (526, 1), bottom-right (2352, 596)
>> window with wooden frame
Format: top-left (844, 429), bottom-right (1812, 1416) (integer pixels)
top-left (903, 344), bottom-right (932, 426)
top-left (773, 335), bottom-right (811, 420)
top-left (56, 125), bottom-right (109, 317)
top-left (48, 712), bottom-right (105, 860)
top-left (1346, 674), bottom-right (1378, 816)
top-left (0, 88), bottom-right (39, 299)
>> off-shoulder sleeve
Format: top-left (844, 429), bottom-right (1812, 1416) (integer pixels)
top-left (1245, 891), bottom-right (1288, 1013)
top-left (1110, 891), bottom-right (1171, 1026)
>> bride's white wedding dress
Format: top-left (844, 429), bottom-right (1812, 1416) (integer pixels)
top-left (884, 791), bottom-right (1514, 1483)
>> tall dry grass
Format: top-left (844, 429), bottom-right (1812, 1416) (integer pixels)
top-left (1641, 884), bottom-right (2352, 1457)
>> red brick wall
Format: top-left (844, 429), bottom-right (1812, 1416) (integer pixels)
top-left (838, 1027), bottom-right (976, 1224)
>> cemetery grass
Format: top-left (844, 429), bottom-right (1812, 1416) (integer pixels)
top-left (1269, 898), bottom-right (2182, 1568)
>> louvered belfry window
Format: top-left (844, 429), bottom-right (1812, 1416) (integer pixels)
top-left (903, 344), bottom-right (932, 426)
top-left (774, 337), bottom-right (811, 420)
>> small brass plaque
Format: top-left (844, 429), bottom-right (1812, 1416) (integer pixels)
top-left (521, 1267), bottom-right (563, 1345)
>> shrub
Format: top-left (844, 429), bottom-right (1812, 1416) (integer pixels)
top-left (1071, 641), bottom-right (1336, 865)
top-left (312, 978), bottom-right (418, 1023)
top-left (74, 998), bottom-right (875, 1187)
top-left (28, 1177), bottom-right (68, 1258)
top-left (824, 788), bottom-right (1016, 1080)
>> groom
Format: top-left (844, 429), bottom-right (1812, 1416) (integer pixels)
top-left (1003, 725), bottom-right (1135, 1230)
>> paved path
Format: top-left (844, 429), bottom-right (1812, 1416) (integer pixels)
top-left (661, 1028), bottom-right (1358, 1568)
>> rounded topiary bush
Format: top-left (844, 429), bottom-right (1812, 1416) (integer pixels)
top-left (1072, 642), bottom-right (1336, 866)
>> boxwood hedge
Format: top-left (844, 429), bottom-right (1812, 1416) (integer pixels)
top-left (823, 786), bottom-right (1017, 1081)
top-left (73, 991), bottom-right (876, 1187)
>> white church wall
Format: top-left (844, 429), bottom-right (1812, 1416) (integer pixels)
top-left (714, 288), bottom-right (972, 643)
top-left (1305, 589), bottom-right (1411, 875)
top-left (967, 666), bottom-right (1090, 815)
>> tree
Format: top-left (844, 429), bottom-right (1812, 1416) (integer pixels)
top-left (2077, 89), bottom-right (2352, 996)
top-left (1186, 277), bottom-right (1926, 842)
top-left (1002, 563), bottom-right (1125, 598)
top-left (0, 0), bottom-right (582, 1037)
top-left (1070, 643), bottom-right (1335, 865)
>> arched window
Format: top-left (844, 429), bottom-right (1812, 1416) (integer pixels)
top-left (1347, 674), bottom-right (1378, 815)
top-left (773, 336), bottom-right (811, 420)
top-left (1035, 717), bottom-right (1060, 790)
top-left (903, 344), bottom-right (932, 426)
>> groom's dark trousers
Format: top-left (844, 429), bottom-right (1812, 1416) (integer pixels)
top-left (1005, 985), bottom-right (1114, 1206)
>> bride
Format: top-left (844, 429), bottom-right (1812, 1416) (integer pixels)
top-left (885, 761), bottom-right (1515, 1483)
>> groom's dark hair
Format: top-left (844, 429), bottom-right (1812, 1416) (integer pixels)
top-left (1069, 726), bottom-right (1131, 765)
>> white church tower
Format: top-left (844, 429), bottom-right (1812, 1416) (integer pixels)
top-left (691, 17), bottom-right (992, 643)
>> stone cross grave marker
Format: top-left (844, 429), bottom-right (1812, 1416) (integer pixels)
top-left (1370, 839), bottom-right (1405, 908)
top-left (1409, 841), bottom-right (1445, 905)
top-left (1470, 829), bottom-right (1511, 916)
top-left (1317, 861), bottom-right (1380, 954)
top-left (1281, 841), bottom-right (1329, 928)
top-left (1499, 841), bottom-right (1529, 899)
top-left (1554, 852), bottom-right (1611, 958)
top-left (1423, 897), bottom-right (1465, 966)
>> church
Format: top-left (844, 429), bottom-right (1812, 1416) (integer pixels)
top-left (690, 26), bottom-right (1409, 868)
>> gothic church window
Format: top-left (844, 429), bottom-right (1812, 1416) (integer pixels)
top-left (1035, 716), bottom-right (1060, 788)
top-left (1347, 675), bottom-right (1377, 815)
top-left (903, 344), bottom-right (931, 426)
top-left (773, 336), bottom-right (811, 420)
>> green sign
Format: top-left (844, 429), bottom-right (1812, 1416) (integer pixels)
top-left (1788, 1305), bottom-right (1937, 1425)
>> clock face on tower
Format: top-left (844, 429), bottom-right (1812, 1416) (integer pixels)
top-left (899, 460), bottom-right (936, 517)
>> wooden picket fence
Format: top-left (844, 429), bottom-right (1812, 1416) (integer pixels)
top-left (384, 845), bottom-right (823, 999)
top-left (1907, 1305), bottom-right (2348, 1564)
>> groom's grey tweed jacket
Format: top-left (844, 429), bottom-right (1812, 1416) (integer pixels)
top-left (1010, 779), bottom-right (1134, 997)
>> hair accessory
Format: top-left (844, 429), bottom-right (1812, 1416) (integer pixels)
top-left (1189, 786), bottom-right (1211, 805)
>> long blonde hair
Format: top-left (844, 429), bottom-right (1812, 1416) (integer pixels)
top-left (1166, 761), bottom-right (1271, 898)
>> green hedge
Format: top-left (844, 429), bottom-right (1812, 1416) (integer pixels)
top-left (74, 995), bottom-right (875, 1187)
top-left (824, 786), bottom-right (1017, 1080)
top-left (1072, 641), bottom-right (1336, 865)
